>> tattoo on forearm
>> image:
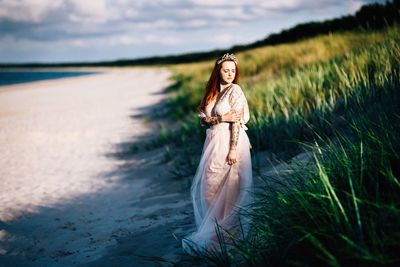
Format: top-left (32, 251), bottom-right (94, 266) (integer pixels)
top-left (202, 115), bottom-right (220, 126)
top-left (230, 122), bottom-right (240, 150)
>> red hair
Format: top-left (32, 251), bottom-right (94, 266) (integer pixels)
top-left (199, 60), bottom-right (240, 112)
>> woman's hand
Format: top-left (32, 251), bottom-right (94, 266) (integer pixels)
top-left (221, 111), bottom-right (241, 123)
top-left (227, 149), bottom-right (237, 165)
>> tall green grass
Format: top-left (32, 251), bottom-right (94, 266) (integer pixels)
top-left (246, 26), bottom-right (399, 155)
top-left (171, 26), bottom-right (400, 266)
top-left (150, 26), bottom-right (399, 182)
top-left (180, 64), bottom-right (400, 267)
top-left (214, 90), bottom-right (400, 266)
top-left (163, 26), bottom-right (398, 161)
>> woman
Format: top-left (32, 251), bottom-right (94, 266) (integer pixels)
top-left (182, 53), bottom-right (253, 255)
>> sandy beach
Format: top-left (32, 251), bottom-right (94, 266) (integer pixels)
top-left (0, 68), bottom-right (195, 266)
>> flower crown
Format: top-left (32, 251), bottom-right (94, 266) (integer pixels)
top-left (216, 53), bottom-right (238, 65)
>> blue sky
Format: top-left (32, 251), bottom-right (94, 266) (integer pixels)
top-left (0, 0), bottom-right (386, 63)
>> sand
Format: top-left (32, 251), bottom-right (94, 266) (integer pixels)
top-left (0, 68), bottom-right (195, 266)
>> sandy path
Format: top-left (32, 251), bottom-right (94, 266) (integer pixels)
top-left (0, 68), bottom-right (194, 266)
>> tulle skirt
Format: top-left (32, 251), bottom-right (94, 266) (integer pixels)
top-left (182, 122), bottom-right (253, 255)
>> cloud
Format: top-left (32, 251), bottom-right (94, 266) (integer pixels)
top-left (0, 0), bottom-right (306, 31)
top-left (0, 0), bottom-right (115, 25)
top-left (189, 0), bottom-right (301, 8)
top-left (0, 0), bottom-right (63, 23)
top-left (0, 0), bottom-right (386, 35)
top-left (107, 34), bottom-right (181, 46)
top-left (212, 33), bottom-right (235, 45)
top-left (0, 31), bottom-right (181, 50)
top-left (0, 0), bottom-right (389, 62)
top-left (66, 0), bottom-right (111, 24)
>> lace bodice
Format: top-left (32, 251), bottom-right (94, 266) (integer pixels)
top-left (204, 84), bottom-right (250, 128)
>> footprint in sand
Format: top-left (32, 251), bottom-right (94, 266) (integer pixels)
top-left (61, 221), bottom-right (77, 231)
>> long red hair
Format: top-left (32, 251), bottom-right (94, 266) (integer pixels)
top-left (199, 60), bottom-right (240, 112)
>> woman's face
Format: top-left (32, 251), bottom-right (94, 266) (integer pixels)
top-left (219, 61), bottom-right (236, 84)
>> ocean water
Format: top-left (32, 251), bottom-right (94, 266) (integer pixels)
top-left (0, 71), bottom-right (100, 87)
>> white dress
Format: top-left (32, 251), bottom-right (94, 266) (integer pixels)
top-left (182, 83), bottom-right (253, 254)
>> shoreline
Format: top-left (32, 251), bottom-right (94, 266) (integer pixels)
top-left (0, 67), bottom-right (145, 93)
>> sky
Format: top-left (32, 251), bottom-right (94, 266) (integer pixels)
top-left (0, 0), bottom-right (387, 63)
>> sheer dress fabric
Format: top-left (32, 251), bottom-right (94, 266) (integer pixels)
top-left (182, 83), bottom-right (253, 255)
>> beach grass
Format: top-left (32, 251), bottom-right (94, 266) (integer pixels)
top-left (203, 88), bottom-right (400, 266)
top-left (164, 25), bottom-right (400, 265)
top-left (161, 26), bottom-right (398, 160)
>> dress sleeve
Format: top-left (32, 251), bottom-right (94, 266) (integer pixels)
top-left (228, 85), bottom-right (249, 151)
top-left (229, 85), bottom-right (250, 124)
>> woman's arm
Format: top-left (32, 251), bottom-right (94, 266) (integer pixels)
top-left (227, 122), bottom-right (240, 164)
top-left (227, 86), bottom-right (245, 165)
top-left (200, 115), bottom-right (221, 126)
top-left (199, 111), bottom-right (241, 127)
top-left (230, 122), bottom-right (240, 150)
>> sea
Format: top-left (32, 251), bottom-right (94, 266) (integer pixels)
top-left (0, 70), bottom-right (101, 87)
